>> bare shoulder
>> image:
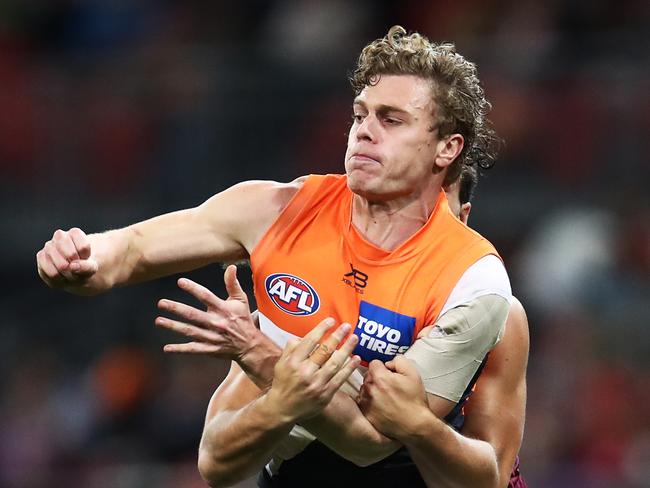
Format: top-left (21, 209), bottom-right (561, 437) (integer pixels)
top-left (503, 297), bottom-right (530, 349)
top-left (197, 177), bottom-right (308, 254)
top-left (485, 296), bottom-right (529, 379)
top-left (209, 177), bottom-right (306, 217)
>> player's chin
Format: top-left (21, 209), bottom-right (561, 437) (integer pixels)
top-left (346, 169), bottom-right (381, 196)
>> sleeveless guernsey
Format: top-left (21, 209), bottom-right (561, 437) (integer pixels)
top-left (250, 174), bottom-right (510, 487)
top-left (251, 174), bottom-right (498, 364)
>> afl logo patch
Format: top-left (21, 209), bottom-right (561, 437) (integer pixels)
top-left (265, 273), bottom-right (320, 316)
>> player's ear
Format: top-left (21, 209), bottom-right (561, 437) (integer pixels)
top-left (434, 134), bottom-right (464, 170)
top-left (460, 202), bottom-right (471, 225)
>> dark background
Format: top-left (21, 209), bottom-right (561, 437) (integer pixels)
top-left (1, 1), bottom-right (648, 487)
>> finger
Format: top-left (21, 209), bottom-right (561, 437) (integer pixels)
top-left (69, 227), bottom-right (91, 260)
top-left (224, 265), bottom-right (247, 301)
top-left (368, 359), bottom-right (386, 375)
top-left (317, 331), bottom-right (358, 381)
top-left (327, 355), bottom-right (362, 393)
top-left (292, 317), bottom-right (336, 361)
top-left (157, 299), bottom-right (214, 327)
top-left (155, 316), bottom-right (222, 343)
top-left (44, 242), bottom-right (76, 281)
top-left (283, 338), bottom-right (300, 355)
top-left (163, 342), bottom-right (223, 354)
top-left (391, 355), bottom-right (418, 376)
top-left (177, 278), bottom-right (221, 308)
top-left (308, 323), bottom-right (351, 367)
top-left (69, 258), bottom-right (98, 277)
top-left (52, 229), bottom-right (80, 262)
top-left (37, 250), bottom-right (60, 283)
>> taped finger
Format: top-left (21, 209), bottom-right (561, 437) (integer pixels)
top-left (309, 323), bottom-right (351, 367)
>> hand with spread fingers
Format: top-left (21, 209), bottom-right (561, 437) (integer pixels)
top-left (358, 356), bottom-right (430, 440)
top-left (265, 318), bottom-right (361, 423)
top-left (156, 264), bottom-right (261, 361)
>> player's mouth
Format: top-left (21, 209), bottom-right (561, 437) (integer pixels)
top-left (349, 153), bottom-right (382, 165)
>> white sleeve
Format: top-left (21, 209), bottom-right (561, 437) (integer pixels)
top-left (403, 255), bottom-right (512, 402)
top-left (438, 254), bottom-right (512, 319)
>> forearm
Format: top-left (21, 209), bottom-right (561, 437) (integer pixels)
top-left (238, 337), bottom-right (399, 466)
top-left (198, 393), bottom-right (294, 488)
top-left (402, 407), bottom-right (499, 488)
top-left (302, 393), bottom-right (401, 466)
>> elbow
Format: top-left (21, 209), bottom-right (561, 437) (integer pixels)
top-left (352, 456), bottom-right (381, 468)
top-left (348, 454), bottom-right (377, 468)
top-left (475, 458), bottom-right (500, 488)
top-left (197, 449), bottom-right (241, 488)
top-left (348, 443), bottom-right (398, 467)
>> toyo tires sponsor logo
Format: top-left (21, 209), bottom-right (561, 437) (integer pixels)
top-left (265, 273), bottom-right (320, 316)
top-left (353, 301), bottom-right (415, 364)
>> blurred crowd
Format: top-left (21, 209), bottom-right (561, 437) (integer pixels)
top-left (1, 1), bottom-right (648, 487)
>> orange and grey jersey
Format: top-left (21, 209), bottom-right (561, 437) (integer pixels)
top-left (250, 174), bottom-right (510, 485)
top-left (251, 174), bottom-right (500, 362)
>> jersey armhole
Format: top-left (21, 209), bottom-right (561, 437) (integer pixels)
top-left (250, 175), bottom-right (322, 265)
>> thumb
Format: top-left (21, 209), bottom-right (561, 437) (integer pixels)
top-left (224, 265), bottom-right (247, 301)
top-left (392, 355), bottom-right (418, 376)
top-left (69, 257), bottom-right (98, 277)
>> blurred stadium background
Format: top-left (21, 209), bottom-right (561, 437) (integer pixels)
top-left (1, 1), bottom-right (648, 487)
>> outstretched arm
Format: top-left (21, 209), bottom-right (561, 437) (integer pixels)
top-left (36, 179), bottom-right (302, 295)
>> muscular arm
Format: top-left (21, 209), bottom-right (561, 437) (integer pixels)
top-left (459, 297), bottom-right (529, 487)
top-left (232, 328), bottom-right (401, 466)
top-left (37, 179), bottom-right (302, 295)
top-left (198, 321), bottom-right (361, 487)
top-left (372, 298), bottom-right (529, 488)
top-left (198, 362), bottom-right (292, 488)
top-left (157, 270), bottom-right (400, 471)
top-left (300, 386), bottom-right (401, 465)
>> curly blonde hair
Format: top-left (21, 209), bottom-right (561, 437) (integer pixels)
top-left (350, 26), bottom-right (500, 184)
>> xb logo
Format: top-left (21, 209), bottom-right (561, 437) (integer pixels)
top-left (342, 263), bottom-right (368, 293)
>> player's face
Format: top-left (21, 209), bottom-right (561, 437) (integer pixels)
top-left (345, 75), bottom-right (453, 201)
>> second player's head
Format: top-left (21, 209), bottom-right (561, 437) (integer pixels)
top-left (445, 164), bottom-right (478, 225)
top-left (345, 26), bottom-right (499, 202)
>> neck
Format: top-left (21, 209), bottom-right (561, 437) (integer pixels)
top-left (351, 180), bottom-right (443, 251)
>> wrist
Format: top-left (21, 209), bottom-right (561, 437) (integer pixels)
top-left (260, 388), bottom-right (298, 427)
top-left (398, 405), bottom-right (441, 445)
top-left (237, 329), bottom-right (281, 388)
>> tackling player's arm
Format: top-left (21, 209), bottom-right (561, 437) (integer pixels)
top-left (198, 363), bottom-right (284, 488)
top-left (457, 297), bottom-right (528, 487)
top-left (159, 273), bottom-right (403, 467)
top-left (361, 298), bottom-right (529, 488)
top-left (197, 320), bottom-right (361, 488)
top-left (36, 179), bottom-right (303, 295)
top-left (197, 352), bottom-right (400, 485)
